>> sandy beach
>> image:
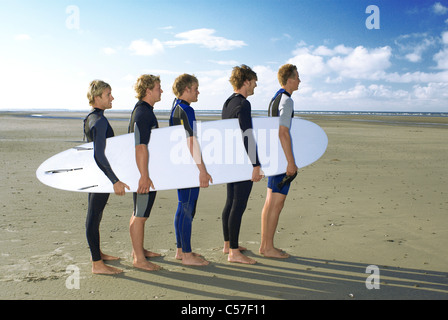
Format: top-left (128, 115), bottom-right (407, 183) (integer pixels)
top-left (1, 111), bottom-right (447, 301)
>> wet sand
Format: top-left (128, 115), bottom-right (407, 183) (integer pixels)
top-left (1, 111), bottom-right (447, 301)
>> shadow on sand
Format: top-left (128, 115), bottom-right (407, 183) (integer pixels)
top-left (113, 253), bottom-right (448, 300)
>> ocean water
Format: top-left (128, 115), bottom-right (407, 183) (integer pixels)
top-left (2, 110), bottom-right (448, 127)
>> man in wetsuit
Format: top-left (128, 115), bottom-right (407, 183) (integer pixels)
top-left (221, 65), bottom-right (264, 265)
top-left (128, 75), bottom-right (162, 271)
top-left (84, 80), bottom-right (130, 274)
top-left (260, 64), bottom-right (300, 258)
top-left (170, 74), bottom-right (212, 266)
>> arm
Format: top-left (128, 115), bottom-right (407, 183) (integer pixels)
top-left (178, 105), bottom-right (212, 187)
top-left (187, 136), bottom-right (213, 187)
top-left (91, 122), bottom-right (129, 195)
top-left (133, 107), bottom-right (156, 193)
top-left (278, 97), bottom-right (297, 176)
top-left (279, 125), bottom-right (298, 176)
top-left (135, 144), bottom-right (154, 193)
top-left (238, 102), bottom-right (263, 181)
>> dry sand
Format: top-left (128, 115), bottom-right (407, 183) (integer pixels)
top-left (1, 111), bottom-right (447, 301)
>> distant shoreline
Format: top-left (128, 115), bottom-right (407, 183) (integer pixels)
top-left (1, 109), bottom-right (447, 117)
top-left (1, 109), bottom-right (447, 128)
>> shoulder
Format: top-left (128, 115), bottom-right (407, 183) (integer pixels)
top-left (87, 110), bottom-right (105, 126)
top-left (281, 94), bottom-right (293, 108)
top-left (177, 101), bottom-right (194, 113)
top-left (183, 104), bottom-right (196, 118)
top-left (231, 94), bottom-right (249, 109)
top-left (134, 101), bottom-right (152, 118)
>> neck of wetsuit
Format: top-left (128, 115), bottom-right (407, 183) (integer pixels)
top-left (177, 99), bottom-right (190, 106)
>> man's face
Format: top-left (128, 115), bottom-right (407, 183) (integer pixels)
top-left (96, 87), bottom-right (114, 109)
top-left (289, 70), bottom-right (301, 92)
top-left (150, 82), bottom-right (163, 103)
top-left (247, 79), bottom-right (257, 96)
top-left (185, 83), bottom-right (200, 103)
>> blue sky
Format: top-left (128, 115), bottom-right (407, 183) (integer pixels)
top-left (1, 0), bottom-right (448, 112)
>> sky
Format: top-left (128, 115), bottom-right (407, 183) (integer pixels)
top-left (1, 0), bottom-right (448, 112)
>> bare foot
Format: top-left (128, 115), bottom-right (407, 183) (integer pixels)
top-left (132, 249), bottom-right (161, 259)
top-left (223, 243), bottom-right (247, 254)
top-left (228, 249), bottom-right (256, 265)
top-left (260, 247), bottom-right (290, 259)
top-left (100, 252), bottom-right (120, 261)
top-left (92, 260), bottom-right (123, 275)
top-left (181, 252), bottom-right (209, 266)
top-left (133, 259), bottom-right (162, 271)
top-left (175, 249), bottom-right (202, 260)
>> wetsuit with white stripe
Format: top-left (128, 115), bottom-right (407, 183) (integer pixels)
top-left (169, 99), bottom-right (199, 253)
top-left (221, 93), bottom-right (260, 250)
top-left (268, 89), bottom-right (294, 195)
top-left (83, 108), bottom-right (118, 262)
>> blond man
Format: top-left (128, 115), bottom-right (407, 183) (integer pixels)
top-left (169, 74), bottom-right (212, 266)
top-left (128, 75), bottom-right (163, 271)
top-left (84, 80), bottom-right (129, 274)
top-left (260, 64), bottom-right (300, 258)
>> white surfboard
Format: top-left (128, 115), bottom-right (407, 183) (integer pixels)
top-left (36, 117), bottom-right (328, 193)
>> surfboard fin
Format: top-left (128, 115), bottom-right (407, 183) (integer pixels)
top-left (78, 185), bottom-right (98, 191)
top-left (277, 171), bottom-right (298, 189)
top-left (45, 168), bottom-right (83, 174)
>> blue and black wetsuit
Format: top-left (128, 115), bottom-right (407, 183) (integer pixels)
top-left (169, 99), bottom-right (199, 253)
top-left (221, 94), bottom-right (260, 250)
top-left (83, 108), bottom-right (119, 262)
top-left (128, 100), bottom-right (159, 218)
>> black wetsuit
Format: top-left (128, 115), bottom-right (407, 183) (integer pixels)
top-left (128, 100), bottom-right (159, 218)
top-left (221, 94), bottom-right (260, 249)
top-left (83, 108), bottom-right (118, 262)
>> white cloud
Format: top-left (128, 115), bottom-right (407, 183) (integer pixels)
top-left (271, 33), bottom-right (292, 42)
top-left (442, 31), bottom-right (448, 45)
top-left (434, 48), bottom-right (448, 69)
top-left (312, 44), bottom-right (353, 56)
top-left (433, 2), bottom-right (448, 15)
top-left (253, 65), bottom-right (279, 102)
top-left (384, 70), bottom-right (448, 83)
top-left (413, 82), bottom-right (448, 100)
top-left (286, 44), bottom-right (392, 81)
top-left (395, 33), bottom-right (436, 63)
top-left (327, 46), bottom-right (392, 80)
top-left (129, 39), bottom-right (164, 56)
top-left (433, 31), bottom-right (448, 69)
top-left (287, 48), bottom-right (327, 77)
top-left (164, 28), bottom-right (246, 51)
top-left (209, 60), bottom-right (239, 66)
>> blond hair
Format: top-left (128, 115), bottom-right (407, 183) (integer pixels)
top-left (134, 74), bottom-right (161, 100)
top-left (277, 64), bottom-right (298, 86)
top-left (229, 65), bottom-right (257, 90)
top-left (87, 80), bottom-right (111, 106)
top-left (172, 74), bottom-right (198, 98)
